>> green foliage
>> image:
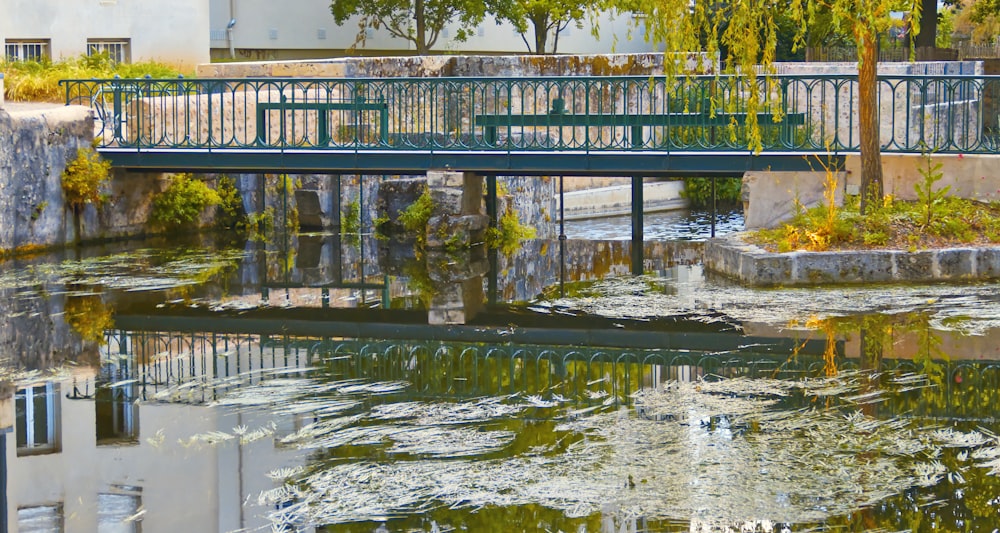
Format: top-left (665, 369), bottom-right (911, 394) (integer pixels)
top-left (61, 146), bottom-right (112, 211)
top-left (399, 190), bottom-right (435, 237)
top-left (1, 54), bottom-right (188, 102)
top-left (486, 207), bottom-right (537, 255)
top-left (373, 213), bottom-right (391, 240)
top-left (31, 201), bottom-right (48, 222)
top-left (330, 0), bottom-right (490, 54)
top-left (752, 186), bottom-right (1000, 253)
top-left (402, 258), bottom-right (438, 307)
top-left (495, 0), bottom-right (590, 54)
top-left (604, 0), bottom-right (915, 213)
top-left (342, 200), bottom-right (362, 236)
top-left (150, 174), bottom-right (222, 232)
top-left (214, 175), bottom-right (246, 230)
top-left (245, 209), bottom-right (276, 241)
top-left (64, 294), bottom-right (113, 345)
top-left (681, 177), bottom-right (741, 208)
top-left (914, 154), bottom-right (950, 230)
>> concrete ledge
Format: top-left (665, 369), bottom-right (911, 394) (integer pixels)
top-left (560, 180), bottom-right (687, 220)
top-left (705, 234), bottom-right (1000, 286)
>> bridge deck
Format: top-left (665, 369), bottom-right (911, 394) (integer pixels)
top-left (62, 74), bottom-right (1000, 175)
top-left (99, 148), bottom-right (843, 176)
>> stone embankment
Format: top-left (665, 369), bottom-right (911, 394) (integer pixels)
top-left (706, 235), bottom-right (1000, 286)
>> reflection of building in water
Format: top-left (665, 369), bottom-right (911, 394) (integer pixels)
top-left (1, 339), bottom-right (314, 533)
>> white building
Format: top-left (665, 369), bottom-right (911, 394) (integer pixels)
top-left (1, 0), bottom-right (210, 67)
top-left (209, 0), bottom-right (654, 61)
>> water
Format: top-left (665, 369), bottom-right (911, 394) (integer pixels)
top-left (565, 209), bottom-right (745, 241)
top-left (2, 230), bottom-right (1000, 532)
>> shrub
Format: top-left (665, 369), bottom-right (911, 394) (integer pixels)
top-left (398, 190), bottom-right (435, 238)
top-left (486, 207), bottom-right (537, 255)
top-left (150, 174), bottom-right (221, 231)
top-left (2, 54), bottom-right (188, 102)
top-left (342, 200), bottom-right (361, 235)
top-left (62, 146), bottom-right (112, 212)
top-left (214, 175), bottom-right (245, 230)
top-left (681, 177), bottom-right (742, 208)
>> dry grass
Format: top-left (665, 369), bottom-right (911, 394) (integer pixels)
top-left (2, 55), bottom-right (189, 102)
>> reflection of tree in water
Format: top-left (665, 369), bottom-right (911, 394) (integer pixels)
top-left (64, 292), bottom-right (114, 345)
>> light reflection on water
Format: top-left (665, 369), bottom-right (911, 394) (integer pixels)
top-left (1, 232), bottom-right (999, 532)
top-left (565, 209), bottom-right (745, 241)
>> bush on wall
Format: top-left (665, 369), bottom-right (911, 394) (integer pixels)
top-left (150, 173), bottom-right (221, 232)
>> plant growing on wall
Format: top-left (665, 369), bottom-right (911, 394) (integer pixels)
top-left (150, 173), bottom-right (221, 232)
top-left (61, 145), bottom-right (112, 243)
top-left (214, 175), bottom-right (246, 230)
top-left (486, 206), bottom-right (537, 255)
top-left (398, 190), bottom-right (435, 245)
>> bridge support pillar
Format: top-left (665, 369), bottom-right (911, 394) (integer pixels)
top-left (631, 176), bottom-right (644, 275)
top-left (425, 170), bottom-right (489, 249)
top-left (427, 249), bottom-right (488, 325)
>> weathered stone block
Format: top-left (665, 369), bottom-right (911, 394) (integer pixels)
top-left (936, 248), bottom-right (975, 279)
top-left (894, 250), bottom-right (935, 281)
top-left (430, 189), bottom-right (464, 218)
top-left (426, 249), bottom-right (489, 283)
top-left (426, 214), bottom-right (489, 249)
top-left (375, 178), bottom-right (427, 235)
top-left (748, 254), bottom-right (793, 286)
top-left (295, 190), bottom-right (324, 230)
top-left (427, 170), bottom-right (466, 188)
top-left (796, 251), bottom-right (894, 284)
top-left (976, 248), bottom-right (1000, 279)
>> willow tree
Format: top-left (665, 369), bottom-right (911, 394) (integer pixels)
top-left (614, 0), bottom-right (923, 214)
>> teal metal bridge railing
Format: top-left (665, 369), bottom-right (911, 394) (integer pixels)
top-left (59, 74), bottom-right (1000, 155)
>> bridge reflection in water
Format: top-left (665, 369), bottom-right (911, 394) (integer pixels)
top-left (72, 323), bottom-right (1000, 423)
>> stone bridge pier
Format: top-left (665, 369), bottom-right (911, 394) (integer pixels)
top-left (424, 170), bottom-right (489, 249)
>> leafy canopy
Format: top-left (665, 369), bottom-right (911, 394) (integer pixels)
top-left (330, 0), bottom-right (494, 54)
top-left (495, 0), bottom-right (591, 54)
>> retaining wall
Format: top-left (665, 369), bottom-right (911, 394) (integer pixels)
top-left (705, 235), bottom-right (1000, 286)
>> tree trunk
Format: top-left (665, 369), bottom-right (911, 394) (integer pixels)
top-left (857, 33), bottom-right (883, 215)
top-left (915, 0), bottom-right (937, 49)
top-left (531, 11), bottom-right (548, 54)
top-left (415, 0), bottom-right (427, 54)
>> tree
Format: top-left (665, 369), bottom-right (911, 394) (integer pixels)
top-left (601, 0), bottom-right (924, 215)
top-left (330, 0), bottom-right (491, 55)
top-left (495, 0), bottom-right (590, 54)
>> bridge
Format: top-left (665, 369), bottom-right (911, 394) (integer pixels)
top-left (60, 74), bottom-right (1000, 176)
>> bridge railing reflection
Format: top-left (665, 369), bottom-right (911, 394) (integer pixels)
top-left (53, 329), bottom-right (999, 422)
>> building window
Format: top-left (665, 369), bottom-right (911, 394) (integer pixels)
top-left (4, 39), bottom-right (50, 62)
top-left (96, 380), bottom-right (139, 446)
top-left (98, 486), bottom-right (143, 533)
top-left (14, 383), bottom-right (60, 456)
top-left (87, 39), bottom-right (131, 63)
top-left (17, 504), bottom-right (64, 533)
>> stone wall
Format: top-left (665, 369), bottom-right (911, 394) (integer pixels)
top-left (196, 53), bottom-right (668, 78)
top-left (0, 106), bottom-right (91, 252)
top-left (0, 106), bottom-right (230, 253)
top-left (743, 153), bottom-right (1000, 230)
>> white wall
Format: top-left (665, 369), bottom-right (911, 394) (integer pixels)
top-left (209, 0), bottom-right (653, 59)
top-left (2, 0), bottom-right (210, 67)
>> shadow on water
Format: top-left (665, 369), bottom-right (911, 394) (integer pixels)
top-left (1, 229), bottom-right (1000, 532)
